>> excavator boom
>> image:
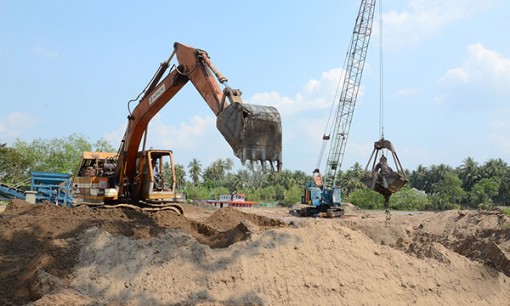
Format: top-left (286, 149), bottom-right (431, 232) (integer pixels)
top-left (116, 42), bottom-right (282, 198)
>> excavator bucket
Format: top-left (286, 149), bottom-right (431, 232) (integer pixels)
top-left (216, 102), bottom-right (282, 171)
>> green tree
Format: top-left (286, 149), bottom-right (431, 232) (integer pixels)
top-left (497, 171), bottom-right (510, 205)
top-left (94, 138), bottom-right (116, 152)
top-left (184, 185), bottom-right (208, 200)
top-left (480, 158), bottom-right (507, 180)
top-left (284, 185), bottom-right (303, 206)
top-left (229, 169), bottom-right (251, 192)
top-left (339, 162), bottom-right (365, 196)
top-left (291, 170), bottom-right (309, 186)
top-left (390, 187), bottom-right (429, 211)
top-left (0, 143), bottom-right (31, 183)
top-left (14, 133), bottom-right (92, 174)
top-left (188, 158), bottom-right (202, 186)
top-left (457, 157), bottom-right (480, 192)
top-left (433, 171), bottom-right (465, 209)
top-left (470, 178), bottom-right (499, 208)
top-left (409, 164), bottom-right (431, 193)
top-left (348, 188), bottom-right (384, 209)
top-left (203, 158), bottom-right (233, 187)
top-left (173, 164), bottom-right (186, 189)
top-left (246, 162), bottom-right (268, 189)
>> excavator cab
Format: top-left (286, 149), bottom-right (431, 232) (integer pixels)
top-left (360, 138), bottom-right (407, 207)
top-left (216, 87), bottom-right (282, 171)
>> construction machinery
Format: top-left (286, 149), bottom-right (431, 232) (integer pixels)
top-left (360, 138), bottom-right (407, 208)
top-left (73, 42), bottom-right (282, 213)
top-left (0, 172), bottom-right (74, 206)
top-left (292, 0), bottom-right (376, 217)
top-left (72, 151), bottom-right (117, 204)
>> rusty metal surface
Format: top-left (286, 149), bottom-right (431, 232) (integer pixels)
top-left (216, 102), bottom-right (282, 170)
top-left (361, 138), bottom-right (407, 199)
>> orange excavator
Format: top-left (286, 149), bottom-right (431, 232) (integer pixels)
top-left (73, 42), bottom-right (282, 213)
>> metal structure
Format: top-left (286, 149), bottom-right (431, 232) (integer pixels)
top-left (360, 138), bottom-right (408, 207)
top-left (323, 0), bottom-right (377, 188)
top-left (296, 0), bottom-right (377, 217)
top-left (0, 172), bottom-right (73, 207)
top-left (31, 172), bottom-right (74, 206)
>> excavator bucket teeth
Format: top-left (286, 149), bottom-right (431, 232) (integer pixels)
top-left (216, 102), bottom-right (282, 170)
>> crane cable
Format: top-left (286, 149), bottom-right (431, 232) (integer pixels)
top-left (378, 0), bottom-right (385, 140)
top-left (316, 32), bottom-right (352, 171)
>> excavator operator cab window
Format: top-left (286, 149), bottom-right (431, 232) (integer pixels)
top-left (152, 158), bottom-right (162, 190)
top-left (146, 151), bottom-right (175, 192)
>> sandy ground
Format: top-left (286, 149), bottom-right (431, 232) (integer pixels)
top-left (1, 200), bottom-right (509, 305)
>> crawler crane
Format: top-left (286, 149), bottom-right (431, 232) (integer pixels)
top-left (295, 0), bottom-right (376, 217)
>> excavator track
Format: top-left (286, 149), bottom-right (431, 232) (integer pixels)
top-left (76, 202), bottom-right (184, 214)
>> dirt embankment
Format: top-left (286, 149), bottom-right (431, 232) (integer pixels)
top-left (1, 200), bottom-right (509, 305)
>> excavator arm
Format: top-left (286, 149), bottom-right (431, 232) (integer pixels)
top-left (116, 42), bottom-right (282, 194)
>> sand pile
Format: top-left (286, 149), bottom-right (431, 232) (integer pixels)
top-left (1, 200), bottom-right (509, 305)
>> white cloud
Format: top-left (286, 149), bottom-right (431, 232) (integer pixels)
top-left (102, 122), bottom-right (127, 148)
top-left (247, 67), bottom-right (345, 116)
top-left (249, 91), bottom-right (294, 112)
top-left (440, 67), bottom-right (470, 84)
top-left (439, 43), bottom-right (510, 91)
top-left (395, 87), bottom-right (419, 97)
top-left (34, 46), bottom-right (59, 59)
top-left (0, 112), bottom-right (37, 142)
top-left (303, 79), bottom-right (320, 93)
top-left (103, 114), bottom-right (215, 151)
top-left (382, 0), bottom-right (496, 47)
top-left (243, 67), bottom-right (374, 170)
top-left (148, 114), bottom-right (215, 149)
top-left (433, 94), bottom-right (446, 105)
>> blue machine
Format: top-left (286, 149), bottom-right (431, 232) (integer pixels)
top-left (303, 181), bottom-right (342, 207)
top-left (0, 172), bottom-right (73, 207)
top-left (30, 172), bottom-right (74, 207)
top-left (295, 173), bottom-right (343, 217)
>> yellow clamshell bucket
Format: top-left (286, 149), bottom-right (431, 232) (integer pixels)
top-left (360, 138), bottom-right (407, 205)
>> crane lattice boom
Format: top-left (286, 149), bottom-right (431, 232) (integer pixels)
top-left (324, 0), bottom-right (376, 188)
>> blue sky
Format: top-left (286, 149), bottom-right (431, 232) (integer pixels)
top-left (1, 0), bottom-right (509, 174)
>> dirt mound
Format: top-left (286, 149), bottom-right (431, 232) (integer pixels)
top-left (150, 208), bottom-right (271, 249)
top-left (339, 210), bottom-right (510, 277)
top-left (203, 206), bottom-right (286, 231)
top-left (0, 201), bottom-right (284, 305)
top-left (1, 201), bottom-right (510, 305)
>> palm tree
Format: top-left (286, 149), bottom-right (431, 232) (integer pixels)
top-left (203, 158), bottom-right (233, 187)
top-left (457, 157), bottom-right (480, 192)
top-left (222, 158), bottom-right (234, 173)
top-left (292, 170), bottom-right (309, 186)
top-left (230, 169), bottom-right (251, 192)
top-left (409, 164), bottom-right (428, 192)
top-left (428, 164), bottom-right (452, 194)
top-left (341, 162), bottom-right (365, 195)
top-left (481, 158), bottom-right (507, 181)
top-left (188, 158), bottom-right (202, 186)
top-left (173, 164), bottom-right (186, 189)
